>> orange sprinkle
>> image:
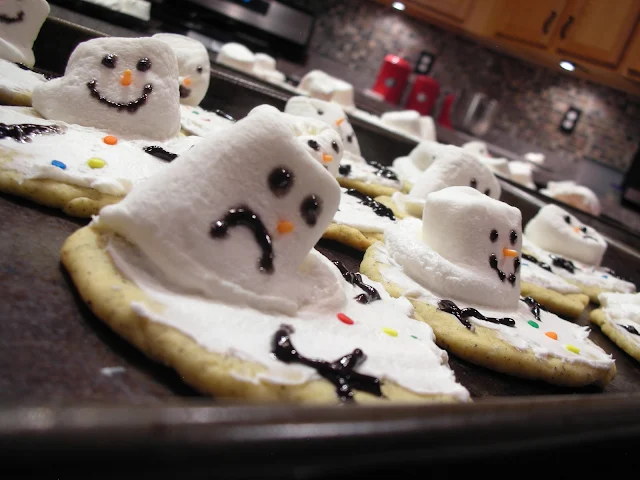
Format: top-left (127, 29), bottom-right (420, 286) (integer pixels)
top-left (277, 220), bottom-right (294, 234)
top-left (103, 135), bottom-right (118, 145)
top-left (337, 313), bottom-right (354, 325)
top-left (545, 331), bottom-right (558, 340)
top-left (322, 153), bottom-right (333, 163)
top-left (335, 117), bottom-right (345, 126)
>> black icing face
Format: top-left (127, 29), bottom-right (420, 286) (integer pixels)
top-left (87, 53), bottom-right (154, 113)
top-left (0, 0), bottom-right (25, 24)
top-left (488, 227), bottom-right (520, 286)
top-left (563, 214), bottom-right (599, 241)
top-left (267, 167), bottom-right (323, 228)
top-left (469, 177), bottom-right (491, 197)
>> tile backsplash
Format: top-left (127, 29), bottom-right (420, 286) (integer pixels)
top-left (281, 0), bottom-right (640, 172)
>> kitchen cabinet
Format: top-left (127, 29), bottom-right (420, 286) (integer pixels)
top-left (410, 0), bottom-right (475, 22)
top-left (621, 25), bottom-right (640, 81)
top-left (495, 0), bottom-right (567, 48)
top-left (554, 0), bottom-right (640, 67)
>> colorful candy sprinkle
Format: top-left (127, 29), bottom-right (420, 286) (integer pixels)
top-left (192, 110), bottom-right (200, 115)
top-left (87, 158), bottom-right (106, 169)
top-left (50, 160), bottom-right (66, 170)
top-left (103, 135), bottom-right (118, 145)
top-left (566, 344), bottom-right (580, 354)
top-left (410, 335), bottom-right (418, 339)
top-left (545, 331), bottom-right (558, 340)
top-left (336, 313), bottom-right (354, 325)
top-left (383, 327), bottom-right (398, 337)
top-left (527, 320), bottom-right (539, 329)
top-left (601, 275), bottom-right (608, 279)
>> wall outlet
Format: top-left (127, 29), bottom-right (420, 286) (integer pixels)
top-left (415, 51), bottom-right (436, 75)
top-left (560, 106), bottom-right (582, 134)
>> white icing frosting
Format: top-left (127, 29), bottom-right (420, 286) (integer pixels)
top-left (333, 187), bottom-right (396, 233)
top-left (285, 96), bottom-right (360, 156)
top-left (0, 58), bottom-right (48, 101)
top-left (105, 234), bottom-right (470, 401)
top-left (83, 0), bottom-right (151, 20)
top-left (391, 140), bottom-right (454, 183)
top-left (0, 0), bottom-right (49, 67)
top-left (524, 204), bottom-right (607, 266)
top-left (522, 236), bottom-right (636, 293)
top-left (386, 187), bottom-right (522, 310)
top-left (598, 292), bottom-right (640, 349)
top-left (339, 153), bottom-right (402, 189)
top-left (372, 241), bottom-right (614, 370)
top-left (152, 33), bottom-right (210, 107)
top-left (96, 108), bottom-right (343, 315)
top-left (519, 258), bottom-right (581, 294)
top-left (216, 42), bottom-right (255, 74)
top-left (297, 70), bottom-right (355, 109)
top-left (32, 37), bottom-right (182, 141)
top-left (391, 156), bottom-right (422, 184)
top-left (1, 107), bottom-right (199, 196)
top-left (539, 180), bottom-right (601, 216)
top-left (179, 104), bottom-right (235, 137)
top-left (380, 110), bottom-right (422, 138)
top-left (461, 141), bottom-right (511, 177)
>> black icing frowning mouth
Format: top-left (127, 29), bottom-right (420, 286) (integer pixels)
top-left (87, 79), bottom-right (153, 113)
top-left (0, 10), bottom-right (24, 24)
top-left (488, 229), bottom-right (519, 286)
top-left (179, 84), bottom-right (191, 98)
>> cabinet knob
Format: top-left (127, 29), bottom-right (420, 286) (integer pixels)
top-left (542, 10), bottom-right (557, 34)
top-left (560, 15), bottom-right (575, 39)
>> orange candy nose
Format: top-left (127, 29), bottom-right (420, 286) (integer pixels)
top-left (121, 69), bottom-right (132, 86)
top-left (503, 248), bottom-right (519, 257)
top-left (277, 220), bottom-right (294, 234)
top-left (183, 77), bottom-right (192, 87)
top-left (322, 154), bottom-right (333, 163)
top-left (573, 226), bottom-right (581, 233)
top-left (335, 118), bottom-right (345, 126)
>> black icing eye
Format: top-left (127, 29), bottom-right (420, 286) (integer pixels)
top-left (580, 226), bottom-right (588, 233)
top-left (307, 139), bottom-right (320, 151)
top-left (317, 109), bottom-right (324, 115)
top-left (510, 230), bottom-right (518, 245)
top-left (268, 167), bottom-right (294, 198)
top-left (196, 65), bottom-right (204, 74)
top-left (300, 195), bottom-right (322, 226)
top-left (136, 57), bottom-right (152, 72)
top-left (564, 215), bottom-right (571, 224)
top-left (347, 134), bottom-right (353, 143)
top-left (331, 141), bottom-right (340, 154)
top-left (470, 178), bottom-right (477, 188)
top-left (490, 229), bottom-right (498, 242)
top-left (101, 54), bottom-right (117, 68)
top-left (484, 188), bottom-right (491, 196)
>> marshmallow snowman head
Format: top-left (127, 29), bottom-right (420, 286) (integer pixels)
top-left (97, 107), bottom-right (341, 303)
top-left (217, 42), bottom-right (255, 74)
top-left (298, 70), bottom-right (355, 109)
top-left (524, 204), bottom-right (607, 266)
top-left (285, 96), bottom-right (360, 156)
top-left (32, 37), bottom-right (181, 141)
top-left (462, 141), bottom-right (489, 157)
top-left (380, 110), bottom-right (422, 138)
top-left (422, 187), bottom-right (522, 305)
top-left (409, 148), bottom-right (501, 201)
top-left (0, 0), bottom-right (49, 66)
top-left (407, 140), bottom-right (455, 171)
top-left (152, 33), bottom-right (210, 107)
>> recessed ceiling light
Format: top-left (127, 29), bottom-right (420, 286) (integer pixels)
top-left (559, 60), bottom-right (575, 72)
top-left (392, 2), bottom-right (406, 11)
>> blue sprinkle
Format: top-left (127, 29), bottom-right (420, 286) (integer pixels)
top-left (602, 275), bottom-right (608, 279)
top-left (51, 160), bottom-right (66, 170)
top-left (522, 262), bottom-right (529, 266)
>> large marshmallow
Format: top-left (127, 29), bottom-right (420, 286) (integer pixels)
top-left (285, 96), bottom-right (360, 156)
top-left (524, 204), bottom-right (607, 266)
top-left (97, 108), bottom-right (341, 307)
top-left (539, 180), bottom-right (601, 216)
top-left (409, 148), bottom-right (501, 201)
top-left (253, 53), bottom-right (286, 84)
top-left (297, 70), bottom-right (355, 109)
top-left (462, 140), bottom-right (489, 157)
top-left (386, 187), bottom-right (522, 309)
top-left (508, 161), bottom-right (536, 189)
top-left (32, 37), bottom-right (181, 141)
top-left (153, 33), bottom-right (210, 107)
top-left (380, 110), bottom-right (422, 139)
top-left (420, 116), bottom-right (436, 141)
top-left (0, 0), bottom-right (49, 66)
top-left (216, 42), bottom-right (255, 74)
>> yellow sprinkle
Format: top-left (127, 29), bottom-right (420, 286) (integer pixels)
top-left (566, 344), bottom-right (580, 354)
top-left (383, 327), bottom-right (398, 337)
top-left (87, 157), bottom-right (106, 169)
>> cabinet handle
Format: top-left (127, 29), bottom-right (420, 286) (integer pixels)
top-left (542, 10), bottom-right (557, 34)
top-left (560, 15), bottom-right (574, 39)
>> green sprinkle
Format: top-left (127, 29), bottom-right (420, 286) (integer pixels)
top-left (527, 320), bottom-right (539, 329)
top-left (193, 110), bottom-right (200, 115)
top-left (410, 335), bottom-right (418, 339)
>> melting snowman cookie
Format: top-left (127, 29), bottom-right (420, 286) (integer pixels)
top-left (523, 204), bottom-right (636, 302)
top-left (32, 37), bottom-right (181, 141)
top-left (60, 107), bottom-right (470, 404)
top-left (591, 292), bottom-right (640, 362)
top-left (0, 0), bottom-right (50, 106)
top-left (361, 186), bottom-right (616, 387)
top-left (389, 145), bottom-right (501, 218)
top-left (0, 37), bottom-right (199, 217)
top-left (392, 140), bottom-right (451, 186)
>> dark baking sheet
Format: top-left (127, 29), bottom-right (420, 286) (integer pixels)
top-left (3, 13), bottom-right (640, 475)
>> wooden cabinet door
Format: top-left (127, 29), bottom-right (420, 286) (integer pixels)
top-left (621, 27), bottom-right (640, 81)
top-left (555, 0), bottom-right (640, 67)
top-left (495, 0), bottom-right (568, 47)
top-left (412, 0), bottom-right (475, 22)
